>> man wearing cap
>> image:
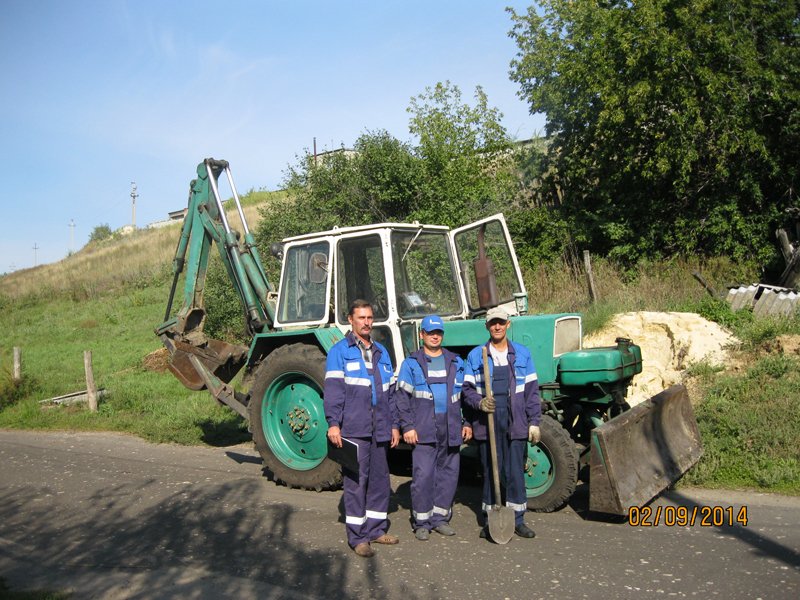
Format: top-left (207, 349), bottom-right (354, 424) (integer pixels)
top-left (462, 306), bottom-right (541, 540)
top-left (394, 315), bottom-right (472, 541)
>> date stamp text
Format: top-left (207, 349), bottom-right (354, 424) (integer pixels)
top-left (628, 505), bottom-right (749, 527)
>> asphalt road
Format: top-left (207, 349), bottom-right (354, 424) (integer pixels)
top-left (0, 429), bottom-right (798, 599)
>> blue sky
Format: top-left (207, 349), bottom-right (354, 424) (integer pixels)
top-left (1, 1), bottom-right (544, 271)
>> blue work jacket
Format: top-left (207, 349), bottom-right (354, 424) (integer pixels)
top-left (462, 340), bottom-right (541, 441)
top-left (323, 331), bottom-right (397, 442)
top-left (394, 347), bottom-right (467, 447)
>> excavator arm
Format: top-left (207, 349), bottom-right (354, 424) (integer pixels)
top-left (156, 159), bottom-right (276, 401)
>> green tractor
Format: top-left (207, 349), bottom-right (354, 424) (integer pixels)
top-left (157, 159), bottom-right (702, 515)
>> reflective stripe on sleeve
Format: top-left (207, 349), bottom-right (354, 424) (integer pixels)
top-left (398, 380), bottom-right (415, 394)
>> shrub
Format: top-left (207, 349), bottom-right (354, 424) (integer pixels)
top-left (0, 371), bottom-right (39, 411)
top-left (88, 223), bottom-right (113, 243)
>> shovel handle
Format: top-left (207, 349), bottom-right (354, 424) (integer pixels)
top-left (483, 347), bottom-right (503, 507)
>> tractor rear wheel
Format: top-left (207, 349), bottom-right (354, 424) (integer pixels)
top-left (248, 343), bottom-right (342, 491)
top-left (524, 415), bottom-right (579, 512)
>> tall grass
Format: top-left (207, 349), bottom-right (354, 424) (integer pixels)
top-left (523, 254), bottom-right (759, 334)
top-left (0, 195), bottom-right (277, 302)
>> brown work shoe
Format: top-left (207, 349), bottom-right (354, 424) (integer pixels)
top-left (372, 534), bottom-right (399, 545)
top-left (353, 542), bottom-right (374, 557)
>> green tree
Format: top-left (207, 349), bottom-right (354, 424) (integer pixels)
top-left (407, 81), bottom-right (516, 226)
top-left (508, 0), bottom-right (799, 268)
top-left (88, 223), bottom-right (113, 243)
top-left (257, 81), bottom-right (520, 252)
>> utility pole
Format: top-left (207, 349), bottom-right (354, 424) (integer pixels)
top-left (33, 243), bottom-right (39, 266)
top-left (69, 219), bottom-right (75, 253)
top-left (130, 182), bottom-right (138, 229)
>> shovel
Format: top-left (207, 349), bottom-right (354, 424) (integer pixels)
top-left (483, 346), bottom-right (515, 544)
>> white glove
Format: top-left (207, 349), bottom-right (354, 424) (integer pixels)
top-left (528, 425), bottom-right (541, 444)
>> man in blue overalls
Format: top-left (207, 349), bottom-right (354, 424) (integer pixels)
top-left (395, 315), bottom-right (473, 540)
top-left (463, 306), bottom-right (541, 540)
top-left (324, 299), bottom-right (401, 558)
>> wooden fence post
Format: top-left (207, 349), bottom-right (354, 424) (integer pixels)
top-left (83, 350), bottom-right (98, 412)
top-left (583, 250), bottom-right (598, 304)
top-left (13, 347), bottom-right (21, 382)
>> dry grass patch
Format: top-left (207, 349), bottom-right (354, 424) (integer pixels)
top-left (0, 198), bottom-right (270, 301)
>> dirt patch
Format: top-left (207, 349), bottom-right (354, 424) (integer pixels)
top-left (143, 348), bottom-right (170, 373)
top-left (764, 334), bottom-right (800, 356)
top-left (583, 312), bottom-right (739, 406)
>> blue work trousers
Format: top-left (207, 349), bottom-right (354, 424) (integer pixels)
top-left (343, 435), bottom-right (391, 547)
top-left (410, 412), bottom-right (460, 531)
top-left (479, 404), bottom-right (528, 525)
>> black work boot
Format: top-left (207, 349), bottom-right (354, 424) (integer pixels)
top-left (514, 523), bottom-right (536, 538)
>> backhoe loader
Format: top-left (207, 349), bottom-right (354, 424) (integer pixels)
top-left (156, 158), bottom-right (703, 515)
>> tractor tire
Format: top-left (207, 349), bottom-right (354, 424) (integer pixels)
top-left (248, 343), bottom-right (342, 491)
top-left (524, 415), bottom-right (579, 512)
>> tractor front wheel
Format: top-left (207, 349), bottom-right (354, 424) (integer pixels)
top-left (524, 415), bottom-right (579, 512)
top-left (248, 343), bottom-right (342, 491)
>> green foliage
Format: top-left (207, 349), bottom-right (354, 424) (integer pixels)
top-left (735, 313), bottom-right (800, 350)
top-left (508, 0), bottom-right (799, 268)
top-left (0, 371), bottom-right (39, 411)
top-left (684, 354), bottom-right (800, 492)
top-left (407, 82), bottom-right (516, 226)
top-left (692, 296), bottom-right (755, 331)
top-left (580, 301), bottom-right (619, 337)
top-left (203, 253), bottom-right (248, 342)
top-left (683, 359), bottom-right (725, 379)
top-left (258, 81), bottom-right (521, 258)
top-left (88, 223), bottom-right (113, 243)
top-left (506, 204), bottom-right (572, 266)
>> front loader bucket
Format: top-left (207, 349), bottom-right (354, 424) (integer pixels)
top-left (588, 384), bottom-right (703, 515)
top-left (162, 337), bottom-right (248, 391)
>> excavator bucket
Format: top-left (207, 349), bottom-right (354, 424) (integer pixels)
top-left (588, 384), bottom-right (703, 515)
top-left (163, 337), bottom-right (248, 391)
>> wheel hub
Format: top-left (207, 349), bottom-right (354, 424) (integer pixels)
top-left (287, 406), bottom-right (311, 437)
top-left (525, 444), bottom-right (554, 496)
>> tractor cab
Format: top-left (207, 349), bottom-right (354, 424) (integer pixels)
top-left (272, 215), bottom-right (527, 365)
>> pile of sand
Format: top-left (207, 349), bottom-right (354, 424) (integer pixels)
top-left (583, 312), bottom-right (739, 406)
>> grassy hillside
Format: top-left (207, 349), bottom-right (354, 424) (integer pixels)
top-left (1, 198), bottom-right (798, 494)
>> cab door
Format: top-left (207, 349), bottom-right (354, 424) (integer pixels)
top-left (273, 238), bottom-right (334, 328)
top-left (450, 213), bottom-right (527, 315)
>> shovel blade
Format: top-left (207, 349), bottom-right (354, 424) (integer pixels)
top-left (487, 506), bottom-right (516, 545)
